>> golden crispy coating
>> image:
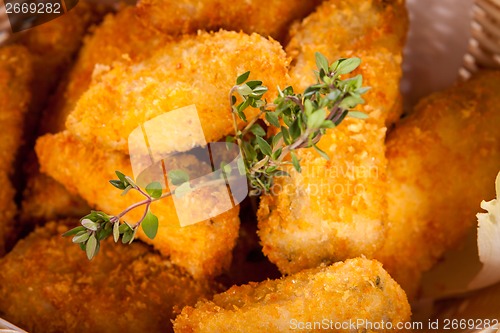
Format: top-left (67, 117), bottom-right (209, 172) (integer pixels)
top-left (0, 45), bottom-right (33, 255)
top-left (66, 30), bottom-right (289, 155)
top-left (40, 5), bottom-right (170, 134)
top-left (286, 0), bottom-right (408, 125)
top-left (17, 0), bottom-right (105, 106)
top-left (173, 258), bottom-right (411, 333)
top-left (21, 166), bottom-right (90, 223)
top-left (17, 2), bottom-right (106, 225)
top-left (0, 221), bottom-right (217, 333)
top-left (0, 45), bottom-right (32, 169)
top-left (136, 0), bottom-right (322, 41)
top-left (0, 172), bottom-right (17, 256)
top-left (374, 71), bottom-right (500, 298)
top-left (258, 0), bottom-right (407, 275)
top-left (36, 131), bottom-right (240, 279)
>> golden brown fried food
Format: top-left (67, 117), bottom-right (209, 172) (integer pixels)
top-left (17, 0), bottom-right (105, 107)
top-left (66, 30), bottom-right (289, 155)
top-left (20, 157), bottom-right (90, 223)
top-left (0, 45), bottom-right (33, 255)
top-left (258, 0), bottom-right (407, 275)
top-left (36, 131), bottom-right (240, 279)
top-left (374, 70), bottom-right (500, 298)
top-left (0, 221), bottom-right (217, 333)
top-left (136, 0), bottom-right (322, 41)
top-left (0, 45), bottom-right (32, 169)
top-left (0, 172), bottom-right (17, 256)
top-left (174, 258), bottom-right (411, 333)
top-left (18, 1), bottom-right (107, 224)
top-left (40, 5), bottom-right (171, 133)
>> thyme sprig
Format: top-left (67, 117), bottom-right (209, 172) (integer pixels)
top-left (64, 53), bottom-right (369, 259)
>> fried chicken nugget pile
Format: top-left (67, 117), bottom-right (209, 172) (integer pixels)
top-left (173, 258), bottom-right (411, 333)
top-left (65, 30), bottom-right (289, 155)
top-left (0, 46), bottom-right (33, 255)
top-left (0, 221), bottom-right (217, 333)
top-left (36, 131), bottom-right (240, 279)
top-left (136, 0), bottom-right (322, 41)
top-left (374, 70), bottom-right (500, 298)
top-left (258, 0), bottom-right (408, 275)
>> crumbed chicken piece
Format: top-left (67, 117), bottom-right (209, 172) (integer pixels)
top-left (19, 0), bottom-right (106, 224)
top-left (258, 0), bottom-right (408, 275)
top-left (65, 30), bottom-right (290, 155)
top-left (0, 45), bottom-right (33, 255)
top-left (174, 258), bottom-right (411, 333)
top-left (36, 131), bottom-right (240, 279)
top-left (375, 70), bottom-right (500, 298)
top-left (40, 5), bottom-right (171, 133)
top-left (0, 221), bottom-right (217, 333)
top-left (17, 0), bottom-right (106, 110)
top-left (136, 0), bottom-right (322, 41)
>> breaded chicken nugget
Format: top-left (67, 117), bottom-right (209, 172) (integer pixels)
top-left (21, 155), bottom-right (90, 223)
top-left (0, 45), bottom-right (32, 255)
top-left (22, 2), bottom-right (149, 226)
top-left (0, 221), bottom-right (217, 333)
top-left (17, 0), bottom-right (105, 108)
top-left (173, 258), bottom-right (411, 333)
top-left (258, 0), bottom-right (407, 275)
top-left (36, 131), bottom-right (240, 279)
top-left (136, 0), bottom-right (322, 41)
top-left (374, 71), bottom-right (500, 298)
top-left (0, 45), bottom-right (32, 169)
top-left (40, 5), bottom-right (171, 133)
top-left (66, 30), bottom-right (289, 155)
top-left (286, 0), bottom-right (408, 125)
top-left (0, 172), bottom-right (17, 256)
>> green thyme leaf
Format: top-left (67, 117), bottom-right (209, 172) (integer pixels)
top-left (256, 136), bottom-right (272, 156)
top-left (222, 162), bottom-right (232, 176)
top-left (348, 111), bottom-right (369, 119)
top-left (168, 170), bottom-right (190, 186)
top-left (115, 171), bottom-right (126, 183)
top-left (265, 112), bottom-right (280, 128)
top-left (96, 228), bottom-right (111, 241)
top-left (315, 52), bottom-right (329, 74)
top-left (72, 231), bottom-right (90, 244)
top-left (146, 181), bottom-right (163, 199)
top-left (339, 95), bottom-right (364, 110)
top-left (118, 222), bottom-right (132, 234)
top-left (237, 84), bottom-right (253, 96)
top-left (129, 228), bottom-right (138, 244)
top-left (307, 109), bottom-right (327, 129)
top-left (62, 226), bottom-right (86, 237)
top-left (291, 151), bottom-right (301, 173)
top-left (81, 218), bottom-right (98, 231)
top-left (109, 180), bottom-right (126, 190)
top-left (121, 230), bottom-right (133, 244)
top-left (313, 144), bottom-right (330, 161)
top-left (246, 80), bottom-right (263, 89)
top-left (236, 71), bottom-right (250, 85)
top-left (113, 222), bottom-right (120, 242)
top-left (336, 57), bottom-right (361, 74)
top-left (124, 176), bottom-right (136, 188)
top-left (142, 211), bottom-right (159, 240)
top-left (121, 185), bottom-right (133, 196)
top-left (237, 157), bottom-right (246, 176)
top-left (250, 124), bottom-right (266, 137)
